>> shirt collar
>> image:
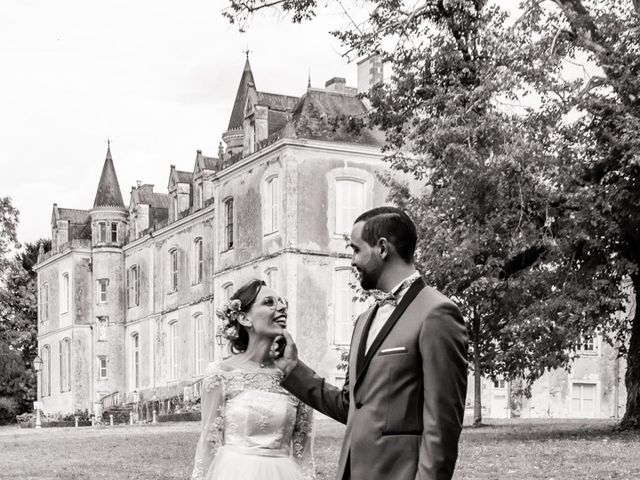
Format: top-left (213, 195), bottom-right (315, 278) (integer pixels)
top-left (389, 271), bottom-right (421, 298)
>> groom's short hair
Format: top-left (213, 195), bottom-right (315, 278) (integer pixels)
top-left (354, 206), bottom-right (417, 263)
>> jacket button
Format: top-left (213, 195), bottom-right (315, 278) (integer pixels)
top-left (355, 402), bottom-right (363, 409)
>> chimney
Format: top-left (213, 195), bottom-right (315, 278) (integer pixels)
top-left (136, 180), bottom-right (142, 188)
top-left (325, 77), bottom-right (346, 92)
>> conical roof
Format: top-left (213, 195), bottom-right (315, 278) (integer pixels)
top-left (227, 57), bottom-right (256, 131)
top-left (93, 145), bottom-right (125, 208)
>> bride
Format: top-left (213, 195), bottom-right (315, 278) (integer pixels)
top-left (191, 279), bottom-right (315, 480)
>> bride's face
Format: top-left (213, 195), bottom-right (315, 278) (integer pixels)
top-left (245, 286), bottom-right (288, 338)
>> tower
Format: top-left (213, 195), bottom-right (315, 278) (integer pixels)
top-left (222, 56), bottom-right (256, 157)
top-left (89, 143), bottom-right (128, 408)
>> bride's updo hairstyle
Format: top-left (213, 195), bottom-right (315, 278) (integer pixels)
top-left (228, 279), bottom-right (266, 353)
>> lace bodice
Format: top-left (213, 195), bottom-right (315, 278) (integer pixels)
top-left (191, 362), bottom-right (315, 479)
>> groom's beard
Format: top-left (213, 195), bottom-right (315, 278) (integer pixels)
top-left (358, 264), bottom-right (382, 291)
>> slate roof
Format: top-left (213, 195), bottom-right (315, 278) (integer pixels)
top-left (256, 92), bottom-right (299, 112)
top-left (201, 155), bottom-right (218, 170)
top-left (137, 190), bottom-right (170, 209)
top-left (227, 58), bottom-right (256, 131)
top-left (176, 170), bottom-right (193, 183)
top-left (289, 89), bottom-right (384, 146)
top-left (57, 208), bottom-right (90, 224)
top-left (93, 146), bottom-right (125, 208)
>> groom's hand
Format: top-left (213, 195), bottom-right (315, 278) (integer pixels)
top-left (270, 330), bottom-right (298, 377)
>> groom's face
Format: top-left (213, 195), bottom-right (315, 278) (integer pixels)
top-left (349, 221), bottom-right (383, 291)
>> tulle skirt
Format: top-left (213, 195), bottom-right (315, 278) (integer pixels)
top-left (208, 445), bottom-right (302, 480)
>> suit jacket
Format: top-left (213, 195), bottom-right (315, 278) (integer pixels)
top-left (281, 278), bottom-right (468, 480)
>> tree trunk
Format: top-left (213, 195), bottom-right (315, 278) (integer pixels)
top-left (621, 276), bottom-right (640, 430)
top-left (473, 333), bottom-right (483, 427)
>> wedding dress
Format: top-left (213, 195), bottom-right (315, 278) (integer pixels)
top-left (191, 361), bottom-right (315, 480)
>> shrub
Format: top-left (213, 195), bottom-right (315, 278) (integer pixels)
top-left (0, 397), bottom-right (18, 425)
top-left (158, 412), bottom-right (201, 423)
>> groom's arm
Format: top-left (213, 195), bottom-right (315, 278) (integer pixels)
top-left (416, 302), bottom-right (468, 480)
top-left (281, 360), bottom-right (350, 424)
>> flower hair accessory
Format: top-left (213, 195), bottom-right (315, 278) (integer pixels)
top-left (216, 299), bottom-right (242, 340)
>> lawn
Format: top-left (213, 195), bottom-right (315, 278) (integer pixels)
top-left (1, 418), bottom-right (639, 479)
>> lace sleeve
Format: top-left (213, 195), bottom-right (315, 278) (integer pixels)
top-left (191, 364), bottom-right (225, 480)
top-left (292, 401), bottom-right (316, 480)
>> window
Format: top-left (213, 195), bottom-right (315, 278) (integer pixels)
top-left (194, 314), bottom-right (206, 375)
top-left (127, 265), bottom-right (140, 307)
top-left (195, 183), bottom-right (203, 210)
top-left (265, 268), bottom-right (279, 292)
top-left (59, 338), bottom-right (71, 392)
top-left (579, 335), bottom-right (599, 355)
top-left (41, 345), bottom-right (51, 397)
top-left (172, 196), bottom-right (178, 221)
top-left (571, 382), bottom-right (596, 417)
top-left (61, 273), bottom-right (70, 313)
top-left (333, 268), bottom-right (365, 345)
top-left (222, 283), bottom-right (234, 302)
top-left (223, 198), bottom-right (234, 250)
top-left (167, 321), bottom-right (178, 380)
top-left (264, 176), bottom-right (279, 234)
top-left (169, 249), bottom-right (178, 293)
top-left (493, 379), bottom-right (506, 389)
top-left (97, 316), bottom-right (107, 341)
top-left (335, 179), bottom-right (365, 236)
top-left (98, 222), bottom-right (107, 243)
top-left (111, 222), bottom-right (118, 243)
top-left (193, 238), bottom-right (203, 285)
top-left (97, 279), bottom-right (108, 304)
top-left (131, 333), bottom-right (140, 389)
top-left (40, 282), bottom-right (49, 322)
top-left (98, 356), bottom-right (107, 379)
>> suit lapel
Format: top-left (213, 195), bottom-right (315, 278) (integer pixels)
top-left (355, 305), bottom-right (378, 377)
top-left (355, 277), bottom-right (426, 388)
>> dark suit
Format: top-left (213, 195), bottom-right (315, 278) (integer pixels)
top-left (281, 278), bottom-right (468, 480)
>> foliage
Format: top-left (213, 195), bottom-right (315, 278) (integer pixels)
top-left (516, 0), bottom-right (640, 429)
top-left (0, 237), bottom-right (51, 419)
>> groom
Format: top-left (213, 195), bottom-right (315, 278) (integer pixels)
top-left (272, 206), bottom-right (468, 480)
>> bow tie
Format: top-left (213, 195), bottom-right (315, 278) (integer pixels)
top-left (373, 274), bottom-right (421, 308)
top-left (374, 292), bottom-right (397, 307)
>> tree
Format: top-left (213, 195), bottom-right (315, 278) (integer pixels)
top-left (224, 0), bottom-right (632, 425)
top-left (0, 196), bottom-right (49, 421)
top-left (518, 0), bottom-right (640, 429)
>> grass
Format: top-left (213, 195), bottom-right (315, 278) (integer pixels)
top-left (1, 419), bottom-right (639, 479)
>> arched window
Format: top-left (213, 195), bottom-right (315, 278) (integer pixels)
top-left (60, 338), bottom-right (71, 392)
top-left (223, 198), bottom-right (234, 250)
top-left (41, 345), bottom-right (51, 397)
top-left (169, 249), bottom-right (178, 293)
top-left (263, 175), bottom-right (279, 234)
top-left (131, 333), bottom-right (140, 389)
top-left (194, 314), bottom-right (206, 375)
top-left (265, 268), bottom-right (279, 292)
top-left (61, 273), bottom-right (70, 313)
top-left (167, 321), bottom-right (178, 380)
top-left (193, 238), bottom-right (203, 285)
top-left (334, 179), bottom-right (366, 236)
top-left (127, 265), bottom-right (140, 307)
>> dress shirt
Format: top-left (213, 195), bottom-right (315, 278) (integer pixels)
top-left (365, 271), bottom-right (421, 354)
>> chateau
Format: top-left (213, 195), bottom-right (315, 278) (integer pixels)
top-left (34, 55), bottom-right (627, 421)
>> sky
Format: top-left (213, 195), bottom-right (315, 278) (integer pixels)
top-left (0, 0), bottom-right (363, 245)
top-left (0, 0), bottom-right (576, 247)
